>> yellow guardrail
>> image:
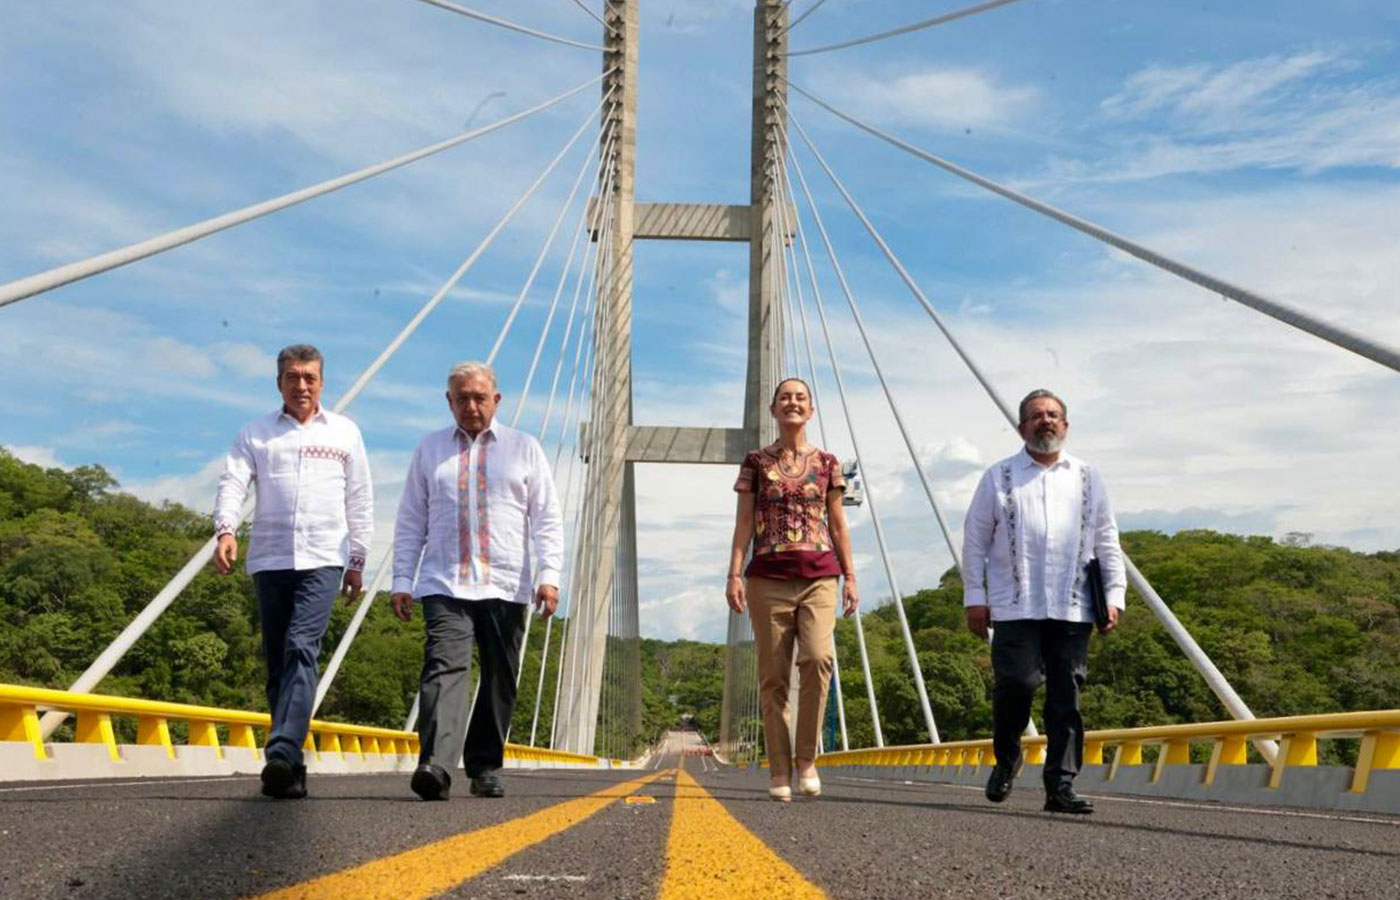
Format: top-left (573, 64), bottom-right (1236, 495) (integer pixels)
top-left (0, 684), bottom-right (600, 768)
top-left (816, 709), bottom-right (1400, 795)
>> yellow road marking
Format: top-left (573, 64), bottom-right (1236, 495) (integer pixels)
top-left (247, 770), bottom-right (671, 900)
top-left (659, 769), bottom-right (829, 900)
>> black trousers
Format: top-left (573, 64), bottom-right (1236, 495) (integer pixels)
top-left (991, 618), bottom-right (1093, 791)
top-left (417, 596), bottom-right (527, 778)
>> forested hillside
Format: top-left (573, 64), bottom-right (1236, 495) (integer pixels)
top-left (3, 447), bottom-right (1397, 761)
top-left (831, 531), bottom-right (1400, 762)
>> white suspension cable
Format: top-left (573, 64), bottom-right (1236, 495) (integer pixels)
top-left (774, 176), bottom-right (850, 752)
top-left (512, 132), bottom-right (618, 429)
top-left (788, 82), bottom-right (1400, 376)
top-left (38, 91), bottom-right (612, 739)
top-left (568, 0), bottom-right (618, 35)
top-left (487, 93), bottom-right (616, 365)
top-left (541, 154), bottom-right (614, 746)
top-left (512, 140), bottom-right (619, 702)
top-left (785, 113), bottom-right (962, 564)
top-left (787, 0), bottom-right (1035, 57)
top-left (572, 185), bottom-right (629, 750)
top-left (553, 188), bottom-right (618, 747)
top-left (550, 229), bottom-right (607, 747)
top-left (788, 97), bottom-right (1271, 760)
top-left (0, 74), bottom-right (609, 309)
top-left (565, 210), bottom-right (619, 749)
top-left (785, 146), bottom-right (941, 744)
top-left (530, 239), bottom-right (602, 745)
top-left (407, 0), bottom-right (606, 51)
top-left (775, 156), bottom-right (884, 748)
top-left (777, 0), bottom-right (830, 37)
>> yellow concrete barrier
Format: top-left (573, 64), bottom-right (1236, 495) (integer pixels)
top-left (0, 683), bottom-right (601, 774)
top-left (817, 709), bottom-right (1400, 795)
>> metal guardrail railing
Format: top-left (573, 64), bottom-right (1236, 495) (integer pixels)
top-left (816, 710), bottom-right (1400, 795)
top-left (0, 684), bottom-right (600, 768)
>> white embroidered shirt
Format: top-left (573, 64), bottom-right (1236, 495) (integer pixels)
top-left (961, 448), bottom-right (1126, 623)
top-left (213, 407), bottom-right (373, 575)
top-left (392, 420), bottom-right (563, 604)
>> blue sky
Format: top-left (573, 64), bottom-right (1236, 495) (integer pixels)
top-left (3, 1), bottom-right (1399, 642)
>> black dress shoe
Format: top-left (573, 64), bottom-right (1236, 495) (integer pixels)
top-left (411, 763), bottom-right (451, 801)
top-left (985, 764), bottom-right (1015, 803)
top-left (1043, 784), bottom-right (1094, 814)
top-left (470, 773), bottom-right (504, 798)
top-left (281, 765), bottom-right (308, 800)
top-left (261, 757), bottom-right (294, 798)
top-left (261, 758), bottom-right (307, 800)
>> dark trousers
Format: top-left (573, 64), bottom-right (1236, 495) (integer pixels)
top-left (251, 566), bottom-right (342, 766)
top-left (991, 618), bottom-right (1093, 791)
top-left (417, 596), bottom-right (527, 778)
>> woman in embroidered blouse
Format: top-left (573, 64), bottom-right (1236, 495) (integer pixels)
top-left (726, 377), bottom-right (859, 802)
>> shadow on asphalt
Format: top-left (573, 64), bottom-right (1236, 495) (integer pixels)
top-left (1, 768), bottom-right (657, 899)
top-left (687, 775), bottom-right (1400, 862)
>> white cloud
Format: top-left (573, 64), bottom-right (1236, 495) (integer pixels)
top-left (812, 66), bottom-right (1039, 134)
top-left (706, 268), bottom-right (746, 314)
top-left (217, 343), bottom-right (277, 379)
top-left (1102, 52), bottom-right (1338, 122)
top-left (1051, 50), bottom-right (1400, 182)
top-left (146, 335), bottom-right (219, 379)
top-left (122, 457), bottom-right (225, 512)
top-left (0, 306), bottom-right (265, 412)
top-left (6, 445), bottom-right (66, 469)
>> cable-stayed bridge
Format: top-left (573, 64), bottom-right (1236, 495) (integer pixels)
top-left (2, 2), bottom-right (1398, 897)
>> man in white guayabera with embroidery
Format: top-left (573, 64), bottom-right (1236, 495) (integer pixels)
top-left (213, 344), bottom-right (373, 801)
top-left (962, 389), bottom-right (1125, 815)
top-left (391, 361), bottom-right (562, 802)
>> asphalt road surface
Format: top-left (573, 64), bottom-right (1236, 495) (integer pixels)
top-left (1, 732), bottom-right (1396, 899)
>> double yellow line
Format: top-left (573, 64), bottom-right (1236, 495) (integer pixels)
top-left (250, 766), bottom-right (827, 900)
top-left (658, 768), bottom-right (828, 900)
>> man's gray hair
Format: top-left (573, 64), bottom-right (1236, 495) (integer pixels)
top-left (277, 344), bottom-right (323, 377)
top-left (447, 361), bottom-right (498, 391)
top-left (1018, 388), bottom-right (1067, 424)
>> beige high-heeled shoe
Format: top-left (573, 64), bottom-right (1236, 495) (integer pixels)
top-left (796, 775), bottom-right (821, 797)
top-left (768, 784), bottom-right (792, 802)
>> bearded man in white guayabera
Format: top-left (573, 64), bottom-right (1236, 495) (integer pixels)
top-left (212, 343), bottom-right (374, 801)
top-left (962, 389), bottom-right (1126, 815)
top-left (391, 361), bottom-right (563, 802)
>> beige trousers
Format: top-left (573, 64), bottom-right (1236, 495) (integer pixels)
top-left (746, 575), bottom-right (837, 776)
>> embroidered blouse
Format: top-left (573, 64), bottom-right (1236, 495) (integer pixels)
top-left (734, 444), bottom-right (845, 580)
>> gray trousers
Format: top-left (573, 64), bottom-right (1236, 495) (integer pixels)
top-left (252, 566), bottom-right (342, 766)
top-left (417, 596), bottom-right (527, 778)
top-left (991, 618), bottom-right (1093, 791)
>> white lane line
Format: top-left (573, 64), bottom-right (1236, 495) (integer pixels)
top-left (827, 776), bottom-right (1400, 827)
top-left (0, 776), bottom-right (261, 794)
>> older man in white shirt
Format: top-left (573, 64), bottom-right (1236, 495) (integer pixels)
top-left (962, 389), bottom-right (1125, 814)
top-left (213, 344), bottom-right (373, 800)
top-left (392, 361), bottom-right (563, 801)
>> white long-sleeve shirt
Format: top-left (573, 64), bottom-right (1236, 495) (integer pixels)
top-left (961, 447), bottom-right (1126, 623)
top-left (393, 420), bottom-right (563, 604)
top-left (213, 407), bottom-right (373, 575)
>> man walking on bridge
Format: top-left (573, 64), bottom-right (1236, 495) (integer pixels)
top-left (213, 343), bottom-right (374, 800)
top-left (962, 389), bottom-right (1125, 814)
top-left (392, 361), bottom-right (563, 801)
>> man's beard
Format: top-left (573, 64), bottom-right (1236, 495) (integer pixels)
top-left (1027, 432), bottom-right (1065, 454)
